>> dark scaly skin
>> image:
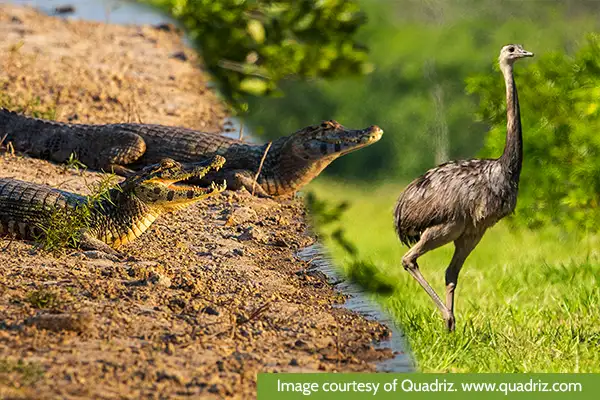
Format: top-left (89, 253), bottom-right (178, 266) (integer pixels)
top-left (0, 156), bottom-right (226, 255)
top-left (0, 110), bottom-right (383, 197)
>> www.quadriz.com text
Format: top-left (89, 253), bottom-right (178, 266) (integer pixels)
top-left (276, 378), bottom-right (582, 396)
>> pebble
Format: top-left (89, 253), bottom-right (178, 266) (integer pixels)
top-left (147, 271), bottom-right (171, 288)
top-left (228, 206), bottom-right (257, 225)
top-left (26, 312), bottom-right (93, 333)
top-left (202, 306), bottom-right (219, 316)
top-left (237, 226), bottom-right (266, 242)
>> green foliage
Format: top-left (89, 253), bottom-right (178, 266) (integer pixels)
top-left (0, 359), bottom-right (44, 386)
top-left (34, 174), bottom-right (119, 254)
top-left (141, 0), bottom-right (370, 112)
top-left (26, 288), bottom-right (63, 309)
top-left (63, 153), bottom-right (88, 172)
top-left (468, 34), bottom-right (600, 230)
top-left (35, 204), bottom-right (90, 253)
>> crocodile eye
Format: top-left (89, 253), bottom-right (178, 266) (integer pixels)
top-left (160, 159), bottom-right (175, 169)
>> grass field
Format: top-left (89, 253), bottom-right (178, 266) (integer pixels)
top-left (306, 177), bottom-right (600, 372)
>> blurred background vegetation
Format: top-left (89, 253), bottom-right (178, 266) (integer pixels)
top-left (144, 0), bottom-right (600, 231)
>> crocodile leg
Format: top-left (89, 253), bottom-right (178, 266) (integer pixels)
top-left (79, 234), bottom-right (123, 260)
top-left (94, 131), bottom-right (147, 173)
top-left (105, 164), bottom-right (136, 177)
top-left (223, 170), bottom-right (272, 198)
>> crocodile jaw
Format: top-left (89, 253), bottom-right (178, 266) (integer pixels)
top-left (160, 180), bottom-right (227, 212)
top-left (323, 125), bottom-right (384, 156)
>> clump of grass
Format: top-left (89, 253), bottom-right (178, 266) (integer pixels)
top-left (26, 288), bottom-right (63, 310)
top-left (0, 359), bottom-right (44, 386)
top-left (34, 174), bottom-right (120, 254)
top-left (35, 204), bottom-right (92, 253)
top-left (62, 153), bottom-right (88, 173)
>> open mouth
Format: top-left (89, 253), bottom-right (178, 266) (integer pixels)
top-left (161, 155), bottom-right (227, 193)
top-left (168, 179), bottom-right (227, 194)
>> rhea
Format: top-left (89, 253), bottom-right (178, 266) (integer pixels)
top-left (394, 44), bottom-right (533, 331)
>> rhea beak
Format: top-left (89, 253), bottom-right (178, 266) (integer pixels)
top-left (521, 50), bottom-right (534, 57)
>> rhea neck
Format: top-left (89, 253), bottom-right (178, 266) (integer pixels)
top-left (498, 60), bottom-right (523, 180)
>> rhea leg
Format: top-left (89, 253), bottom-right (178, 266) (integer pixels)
top-left (402, 222), bottom-right (463, 323)
top-left (444, 234), bottom-right (483, 332)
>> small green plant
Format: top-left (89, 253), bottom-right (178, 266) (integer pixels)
top-left (0, 359), bottom-right (44, 386)
top-left (26, 288), bottom-right (62, 310)
top-left (62, 153), bottom-right (88, 172)
top-left (33, 174), bottom-right (119, 254)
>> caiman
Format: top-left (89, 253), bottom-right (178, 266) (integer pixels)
top-left (0, 109), bottom-right (383, 197)
top-left (0, 155), bottom-right (226, 255)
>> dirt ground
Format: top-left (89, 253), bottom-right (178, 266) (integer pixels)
top-left (0, 5), bottom-right (395, 399)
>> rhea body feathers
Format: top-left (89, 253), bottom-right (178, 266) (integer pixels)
top-left (395, 158), bottom-right (518, 246)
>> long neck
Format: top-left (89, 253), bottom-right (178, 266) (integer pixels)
top-left (498, 62), bottom-right (523, 179)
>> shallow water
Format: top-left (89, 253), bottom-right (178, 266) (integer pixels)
top-left (4, 0), bottom-right (173, 25)
top-left (297, 244), bottom-right (413, 372)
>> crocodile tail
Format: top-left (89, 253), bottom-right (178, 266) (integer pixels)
top-left (0, 108), bottom-right (17, 143)
top-left (0, 107), bottom-right (37, 135)
top-left (0, 107), bottom-right (15, 133)
top-left (0, 107), bottom-right (62, 143)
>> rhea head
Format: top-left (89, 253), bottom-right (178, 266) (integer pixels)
top-left (499, 44), bottom-right (534, 66)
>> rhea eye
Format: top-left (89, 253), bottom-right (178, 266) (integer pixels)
top-left (508, 46), bottom-right (515, 53)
